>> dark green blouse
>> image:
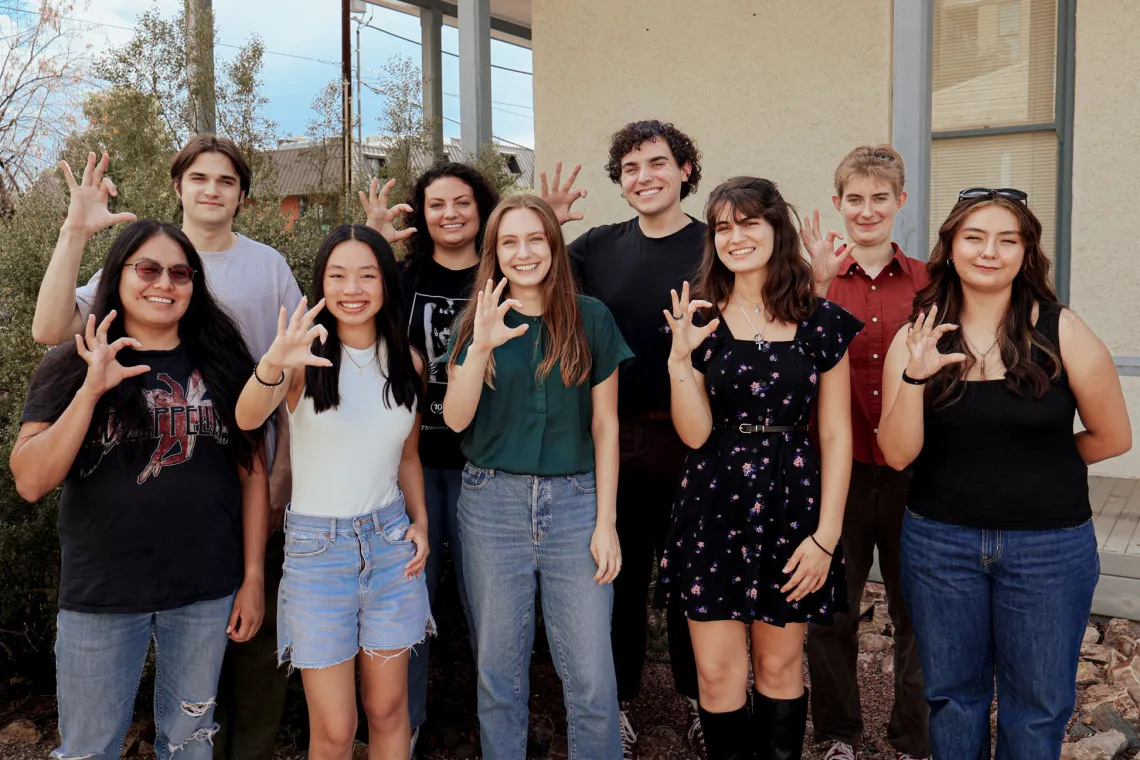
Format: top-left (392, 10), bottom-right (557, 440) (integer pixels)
top-left (449, 295), bottom-right (634, 475)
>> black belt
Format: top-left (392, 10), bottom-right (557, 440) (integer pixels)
top-left (734, 424), bottom-right (808, 435)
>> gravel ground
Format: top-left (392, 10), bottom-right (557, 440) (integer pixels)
top-left (0, 582), bottom-right (910, 760)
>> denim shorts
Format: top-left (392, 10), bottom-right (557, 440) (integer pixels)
top-left (277, 493), bottom-right (436, 670)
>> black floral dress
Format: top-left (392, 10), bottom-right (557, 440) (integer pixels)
top-left (654, 299), bottom-right (863, 626)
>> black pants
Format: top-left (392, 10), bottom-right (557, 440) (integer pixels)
top-left (805, 461), bottom-right (930, 756)
top-left (213, 531), bottom-right (291, 760)
top-left (611, 417), bottom-right (699, 703)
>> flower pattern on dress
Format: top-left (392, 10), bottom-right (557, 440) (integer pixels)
top-left (653, 298), bottom-right (863, 627)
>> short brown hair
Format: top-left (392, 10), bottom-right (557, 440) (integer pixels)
top-left (170, 135), bottom-right (252, 217)
top-left (605, 120), bottom-right (702, 200)
top-left (834, 145), bottom-right (905, 197)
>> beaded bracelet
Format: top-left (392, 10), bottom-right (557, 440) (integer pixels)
top-left (253, 365), bottom-right (285, 388)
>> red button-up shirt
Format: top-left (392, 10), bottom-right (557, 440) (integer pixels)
top-left (825, 244), bottom-right (929, 466)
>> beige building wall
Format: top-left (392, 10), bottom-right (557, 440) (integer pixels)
top-left (532, 0), bottom-right (893, 241)
top-left (1070, 0), bottom-right (1140, 479)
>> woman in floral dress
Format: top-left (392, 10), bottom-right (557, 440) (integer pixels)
top-left (655, 177), bottom-right (862, 760)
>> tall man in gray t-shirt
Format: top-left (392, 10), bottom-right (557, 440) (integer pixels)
top-left (33, 136), bottom-right (302, 760)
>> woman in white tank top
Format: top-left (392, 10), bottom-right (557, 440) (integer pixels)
top-left (235, 224), bottom-right (432, 760)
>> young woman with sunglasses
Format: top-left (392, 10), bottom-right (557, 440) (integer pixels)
top-left (12, 191), bottom-right (265, 759)
top-left (656, 177), bottom-right (862, 760)
top-left (234, 224), bottom-right (432, 760)
top-left (442, 195), bottom-right (632, 759)
top-left (878, 188), bottom-right (1131, 759)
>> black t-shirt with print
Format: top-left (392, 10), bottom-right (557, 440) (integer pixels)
top-left (569, 217), bottom-right (705, 417)
top-left (21, 346), bottom-right (243, 614)
top-left (402, 256), bottom-right (478, 470)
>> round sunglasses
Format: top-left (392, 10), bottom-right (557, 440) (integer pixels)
top-left (127, 259), bottom-right (196, 286)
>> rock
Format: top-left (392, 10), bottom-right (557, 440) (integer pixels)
top-left (1060, 729), bottom-right (1127, 760)
top-left (0, 720), bottom-right (42, 745)
top-left (548, 733), bottom-right (568, 759)
top-left (1077, 661), bottom-right (1102, 686)
top-left (1068, 722), bottom-right (1096, 739)
top-left (1108, 655), bottom-right (1140, 687)
top-left (1082, 704), bottom-right (1140, 748)
top-left (1082, 644), bottom-right (1116, 664)
top-left (859, 633), bottom-right (893, 653)
top-left (881, 654), bottom-right (895, 677)
top-left (527, 713), bottom-right (554, 756)
top-left (1085, 626), bottom-right (1102, 645)
top-left (857, 652), bottom-right (876, 669)
top-left (137, 741), bottom-right (154, 759)
top-left (1105, 620), bottom-right (1140, 652)
top-left (351, 741), bottom-right (368, 760)
top-left (1081, 684), bottom-right (1140, 721)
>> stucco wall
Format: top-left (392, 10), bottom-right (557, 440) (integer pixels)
top-left (531, 0), bottom-right (893, 239)
top-left (1071, 0), bottom-right (1140, 478)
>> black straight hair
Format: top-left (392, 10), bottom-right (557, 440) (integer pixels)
top-left (30, 219), bottom-right (261, 470)
top-left (304, 224), bottom-right (424, 414)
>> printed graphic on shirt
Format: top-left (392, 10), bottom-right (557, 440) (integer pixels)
top-left (409, 292), bottom-right (469, 384)
top-left (84, 371), bottom-right (230, 483)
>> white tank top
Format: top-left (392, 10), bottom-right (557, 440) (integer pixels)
top-left (288, 341), bottom-right (416, 517)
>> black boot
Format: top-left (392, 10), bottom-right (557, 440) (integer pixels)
top-left (752, 688), bottom-right (808, 760)
top-left (698, 704), bottom-right (752, 760)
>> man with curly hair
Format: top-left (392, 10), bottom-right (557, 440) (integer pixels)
top-left (543, 119), bottom-right (705, 759)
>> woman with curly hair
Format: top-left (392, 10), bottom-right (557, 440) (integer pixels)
top-left (878, 189), bottom-right (1131, 758)
top-left (359, 162), bottom-right (499, 748)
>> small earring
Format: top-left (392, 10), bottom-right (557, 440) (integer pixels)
top-left (946, 258), bottom-right (953, 266)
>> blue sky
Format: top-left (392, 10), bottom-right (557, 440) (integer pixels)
top-left (19, 0), bottom-right (535, 148)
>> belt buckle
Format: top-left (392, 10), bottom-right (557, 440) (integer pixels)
top-left (738, 423), bottom-right (754, 434)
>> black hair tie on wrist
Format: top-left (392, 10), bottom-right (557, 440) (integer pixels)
top-left (810, 535), bottom-right (834, 557)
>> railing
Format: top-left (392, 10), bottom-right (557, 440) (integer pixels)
top-left (1117, 358), bottom-right (1140, 377)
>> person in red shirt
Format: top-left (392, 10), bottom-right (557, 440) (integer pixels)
top-left (802, 146), bottom-right (931, 760)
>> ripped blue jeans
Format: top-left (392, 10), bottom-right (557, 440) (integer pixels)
top-left (53, 593), bottom-right (234, 760)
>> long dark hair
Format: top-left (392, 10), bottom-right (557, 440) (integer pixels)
top-left (304, 225), bottom-right (423, 413)
top-left (403, 162), bottom-right (500, 272)
top-left (915, 197), bottom-right (1061, 408)
top-left (695, 177), bottom-right (815, 324)
top-left (447, 195), bottom-right (592, 387)
top-left (31, 219), bottom-right (260, 469)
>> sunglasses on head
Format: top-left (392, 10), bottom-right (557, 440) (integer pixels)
top-left (128, 259), bottom-right (196, 286)
top-left (958, 187), bottom-right (1028, 204)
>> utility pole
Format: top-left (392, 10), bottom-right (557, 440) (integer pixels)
top-left (186, 0), bottom-right (216, 134)
top-left (356, 19), bottom-right (363, 160)
top-left (341, 0), bottom-right (353, 218)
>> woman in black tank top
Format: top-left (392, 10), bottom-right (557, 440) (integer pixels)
top-left (877, 190), bottom-right (1131, 760)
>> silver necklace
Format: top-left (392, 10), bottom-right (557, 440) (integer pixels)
top-left (735, 295), bottom-right (768, 348)
top-left (962, 331), bottom-right (1000, 378)
top-left (735, 292), bottom-right (763, 314)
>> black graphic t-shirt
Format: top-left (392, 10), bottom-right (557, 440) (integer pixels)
top-left (402, 256), bottom-right (478, 469)
top-left (570, 217), bottom-right (705, 416)
top-left (21, 346), bottom-right (244, 613)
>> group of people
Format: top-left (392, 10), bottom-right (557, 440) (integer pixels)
top-left (8, 117), bottom-right (1132, 760)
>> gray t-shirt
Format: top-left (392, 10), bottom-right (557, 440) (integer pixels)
top-left (78, 234), bottom-right (303, 361)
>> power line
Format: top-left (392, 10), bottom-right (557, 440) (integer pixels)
top-left (359, 79), bottom-right (531, 150)
top-left (357, 20), bottom-right (532, 76)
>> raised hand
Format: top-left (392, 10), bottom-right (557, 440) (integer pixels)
top-left (261, 298), bottom-right (334, 373)
top-left (539, 161), bottom-right (587, 225)
top-left (664, 281), bottom-right (720, 361)
top-left (359, 177), bottom-right (416, 243)
top-left (75, 311), bottom-right (149, 397)
top-left (801, 209), bottom-right (850, 292)
top-left (60, 152), bottom-right (137, 237)
top-left (905, 304), bottom-right (967, 380)
top-left (471, 278), bottom-right (529, 352)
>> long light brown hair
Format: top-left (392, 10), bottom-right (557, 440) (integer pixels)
top-left (695, 177), bottom-right (815, 324)
top-left (447, 194), bottom-right (592, 387)
top-left (915, 196), bottom-right (1061, 408)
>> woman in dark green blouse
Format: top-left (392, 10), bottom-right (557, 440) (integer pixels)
top-left (443, 194), bottom-right (632, 759)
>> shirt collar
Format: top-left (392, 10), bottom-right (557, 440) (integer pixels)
top-left (839, 242), bottom-right (908, 277)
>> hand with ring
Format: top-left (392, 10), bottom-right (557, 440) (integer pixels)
top-left (665, 281), bottom-right (719, 362)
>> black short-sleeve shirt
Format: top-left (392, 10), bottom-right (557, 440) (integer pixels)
top-left (21, 346), bottom-right (244, 613)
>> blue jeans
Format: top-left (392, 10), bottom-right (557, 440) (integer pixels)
top-left (409, 466), bottom-right (478, 728)
top-left (459, 465), bottom-right (621, 760)
top-left (54, 594), bottom-right (234, 760)
top-left (899, 510), bottom-right (1098, 760)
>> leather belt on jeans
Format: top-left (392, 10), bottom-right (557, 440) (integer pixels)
top-left (735, 424), bottom-right (808, 434)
